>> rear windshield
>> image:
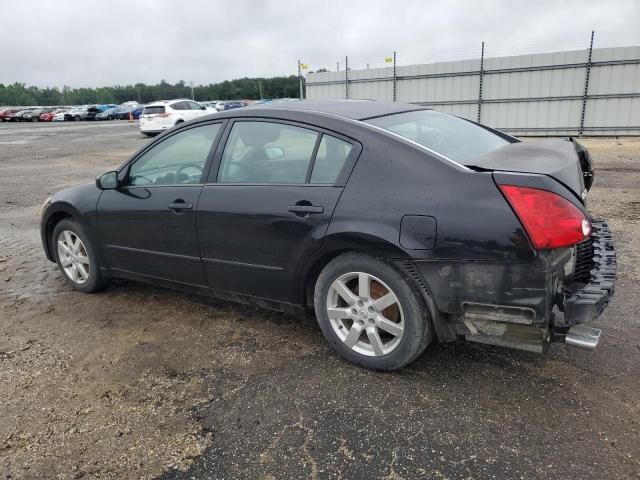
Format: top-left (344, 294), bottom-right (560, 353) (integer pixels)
top-left (365, 110), bottom-right (511, 163)
top-left (143, 106), bottom-right (165, 115)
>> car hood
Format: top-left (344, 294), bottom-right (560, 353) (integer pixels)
top-left (467, 138), bottom-right (591, 202)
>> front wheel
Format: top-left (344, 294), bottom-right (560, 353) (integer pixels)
top-left (314, 253), bottom-right (433, 370)
top-left (52, 219), bottom-right (105, 293)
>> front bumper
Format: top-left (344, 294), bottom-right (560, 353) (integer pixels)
top-left (560, 220), bottom-right (616, 326)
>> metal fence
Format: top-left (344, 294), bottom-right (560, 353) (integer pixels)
top-left (305, 43), bottom-right (640, 136)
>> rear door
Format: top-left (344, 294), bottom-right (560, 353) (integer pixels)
top-left (196, 119), bottom-right (360, 303)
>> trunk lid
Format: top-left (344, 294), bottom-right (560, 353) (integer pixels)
top-left (467, 138), bottom-right (593, 203)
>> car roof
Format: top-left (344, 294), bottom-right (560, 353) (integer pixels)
top-left (244, 99), bottom-right (425, 121)
top-left (145, 99), bottom-right (197, 107)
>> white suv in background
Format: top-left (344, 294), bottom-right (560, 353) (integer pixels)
top-left (139, 99), bottom-right (214, 136)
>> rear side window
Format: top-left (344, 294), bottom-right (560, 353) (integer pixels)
top-left (218, 121), bottom-right (319, 184)
top-left (143, 106), bottom-right (165, 115)
top-left (311, 134), bottom-right (353, 184)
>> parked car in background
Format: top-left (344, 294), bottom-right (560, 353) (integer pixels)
top-left (22, 108), bottom-right (46, 121)
top-left (39, 108), bottom-right (64, 121)
top-left (85, 106), bottom-right (102, 121)
top-left (53, 109), bottom-right (69, 122)
top-left (12, 109), bottom-right (36, 121)
top-left (64, 107), bottom-right (88, 121)
top-left (223, 101), bottom-right (245, 111)
top-left (96, 107), bottom-right (119, 120)
top-left (115, 105), bottom-right (144, 120)
top-left (40, 100), bottom-right (616, 370)
top-left (28, 107), bottom-right (58, 121)
top-left (139, 99), bottom-right (211, 136)
top-left (131, 106), bottom-right (145, 120)
top-left (0, 108), bottom-right (20, 121)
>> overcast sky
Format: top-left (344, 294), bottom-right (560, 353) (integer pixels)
top-left (2, 0), bottom-right (639, 88)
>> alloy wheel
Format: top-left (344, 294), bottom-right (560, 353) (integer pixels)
top-left (326, 272), bottom-right (405, 357)
top-left (57, 230), bottom-right (90, 284)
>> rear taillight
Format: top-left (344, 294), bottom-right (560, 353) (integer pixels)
top-left (158, 112), bottom-right (171, 117)
top-left (499, 184), bottom-right (591, 250)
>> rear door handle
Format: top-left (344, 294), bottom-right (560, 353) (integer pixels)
top-left (168, 201), bottom-right (193, 211)
top-left (288, 205), bottom-right (324, 214)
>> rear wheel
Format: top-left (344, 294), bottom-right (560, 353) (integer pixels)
top-left (52, 219), bottom-right (104, 293)
top-left (314, 252), bottom-right (433, 370)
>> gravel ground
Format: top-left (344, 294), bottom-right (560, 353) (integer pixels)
top-left (0, 121), bottom-right (638, 480)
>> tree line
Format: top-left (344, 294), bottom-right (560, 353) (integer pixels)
top-left (0, 76), bottom-right (304, 106)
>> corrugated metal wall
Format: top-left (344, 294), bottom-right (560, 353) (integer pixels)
top-left (305, 46), bottom-right (640, 136)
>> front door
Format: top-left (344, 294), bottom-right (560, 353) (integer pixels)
top-left (97, 122), bottom-right (223, 287)
top-left (197, 119), bottom-right (359, 303)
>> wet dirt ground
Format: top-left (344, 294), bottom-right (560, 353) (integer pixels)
top-left (0, 121), bottom-right (638, 480)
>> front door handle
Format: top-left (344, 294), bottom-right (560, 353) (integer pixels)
top-left (168, 201), bottom-right (193, 212)
top-left (288, 204), bottom-right (324, 215)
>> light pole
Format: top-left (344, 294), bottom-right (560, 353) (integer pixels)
top-left (298, 60), bottom-right (303, 99)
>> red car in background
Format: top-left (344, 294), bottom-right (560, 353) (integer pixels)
top-left (0, 108), bottom-right (20, 121)
top-left (40, 109), bottom-right (64, 122)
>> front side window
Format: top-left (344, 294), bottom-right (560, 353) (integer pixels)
top-left (128, 123), bottom-right (221, 186)
top-left (365, 110), bottom-right (510, 163)
top-left (218, 121), bottom-right (319, 184)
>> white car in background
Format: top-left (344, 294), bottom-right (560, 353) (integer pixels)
top-left (52, 110), bottom-right (67, 121)
top-left (139, 99), bottom-right (214, 136)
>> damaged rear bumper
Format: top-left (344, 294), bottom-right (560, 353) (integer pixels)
top-left (411, 219), bottom-right (616, 353)
top-left (561, 220), bottom-right (616, 326)
top-left (554, 220), bottom-right (617, 349)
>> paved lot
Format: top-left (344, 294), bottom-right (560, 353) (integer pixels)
top-left (0, 121), bottom-right (639, 480)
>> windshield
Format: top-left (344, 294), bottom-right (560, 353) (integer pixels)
top-left (365, 110), bottom-right (512, 163)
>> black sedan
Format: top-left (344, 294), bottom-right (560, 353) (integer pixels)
top-left (40, 100), bottom-right (616, 370)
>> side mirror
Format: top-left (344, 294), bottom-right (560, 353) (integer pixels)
top-left (201, 105), bottom-right (207, 110)
top-left (96, 171), bottom-right (119, 190)
top-left (264, 146), bottom-right (285, 160)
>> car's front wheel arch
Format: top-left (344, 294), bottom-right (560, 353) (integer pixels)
top-left (45, 210), bottom-right (74, 261)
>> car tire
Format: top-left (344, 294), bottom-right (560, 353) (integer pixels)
top-left (142, 132), bottom-right (156, 137)
top-left (314, 252), bottom-right (433, 370)
top-left (74, 116), bottom-right (80, 121)
top-left (52, 219), bottom-right (105, 293)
